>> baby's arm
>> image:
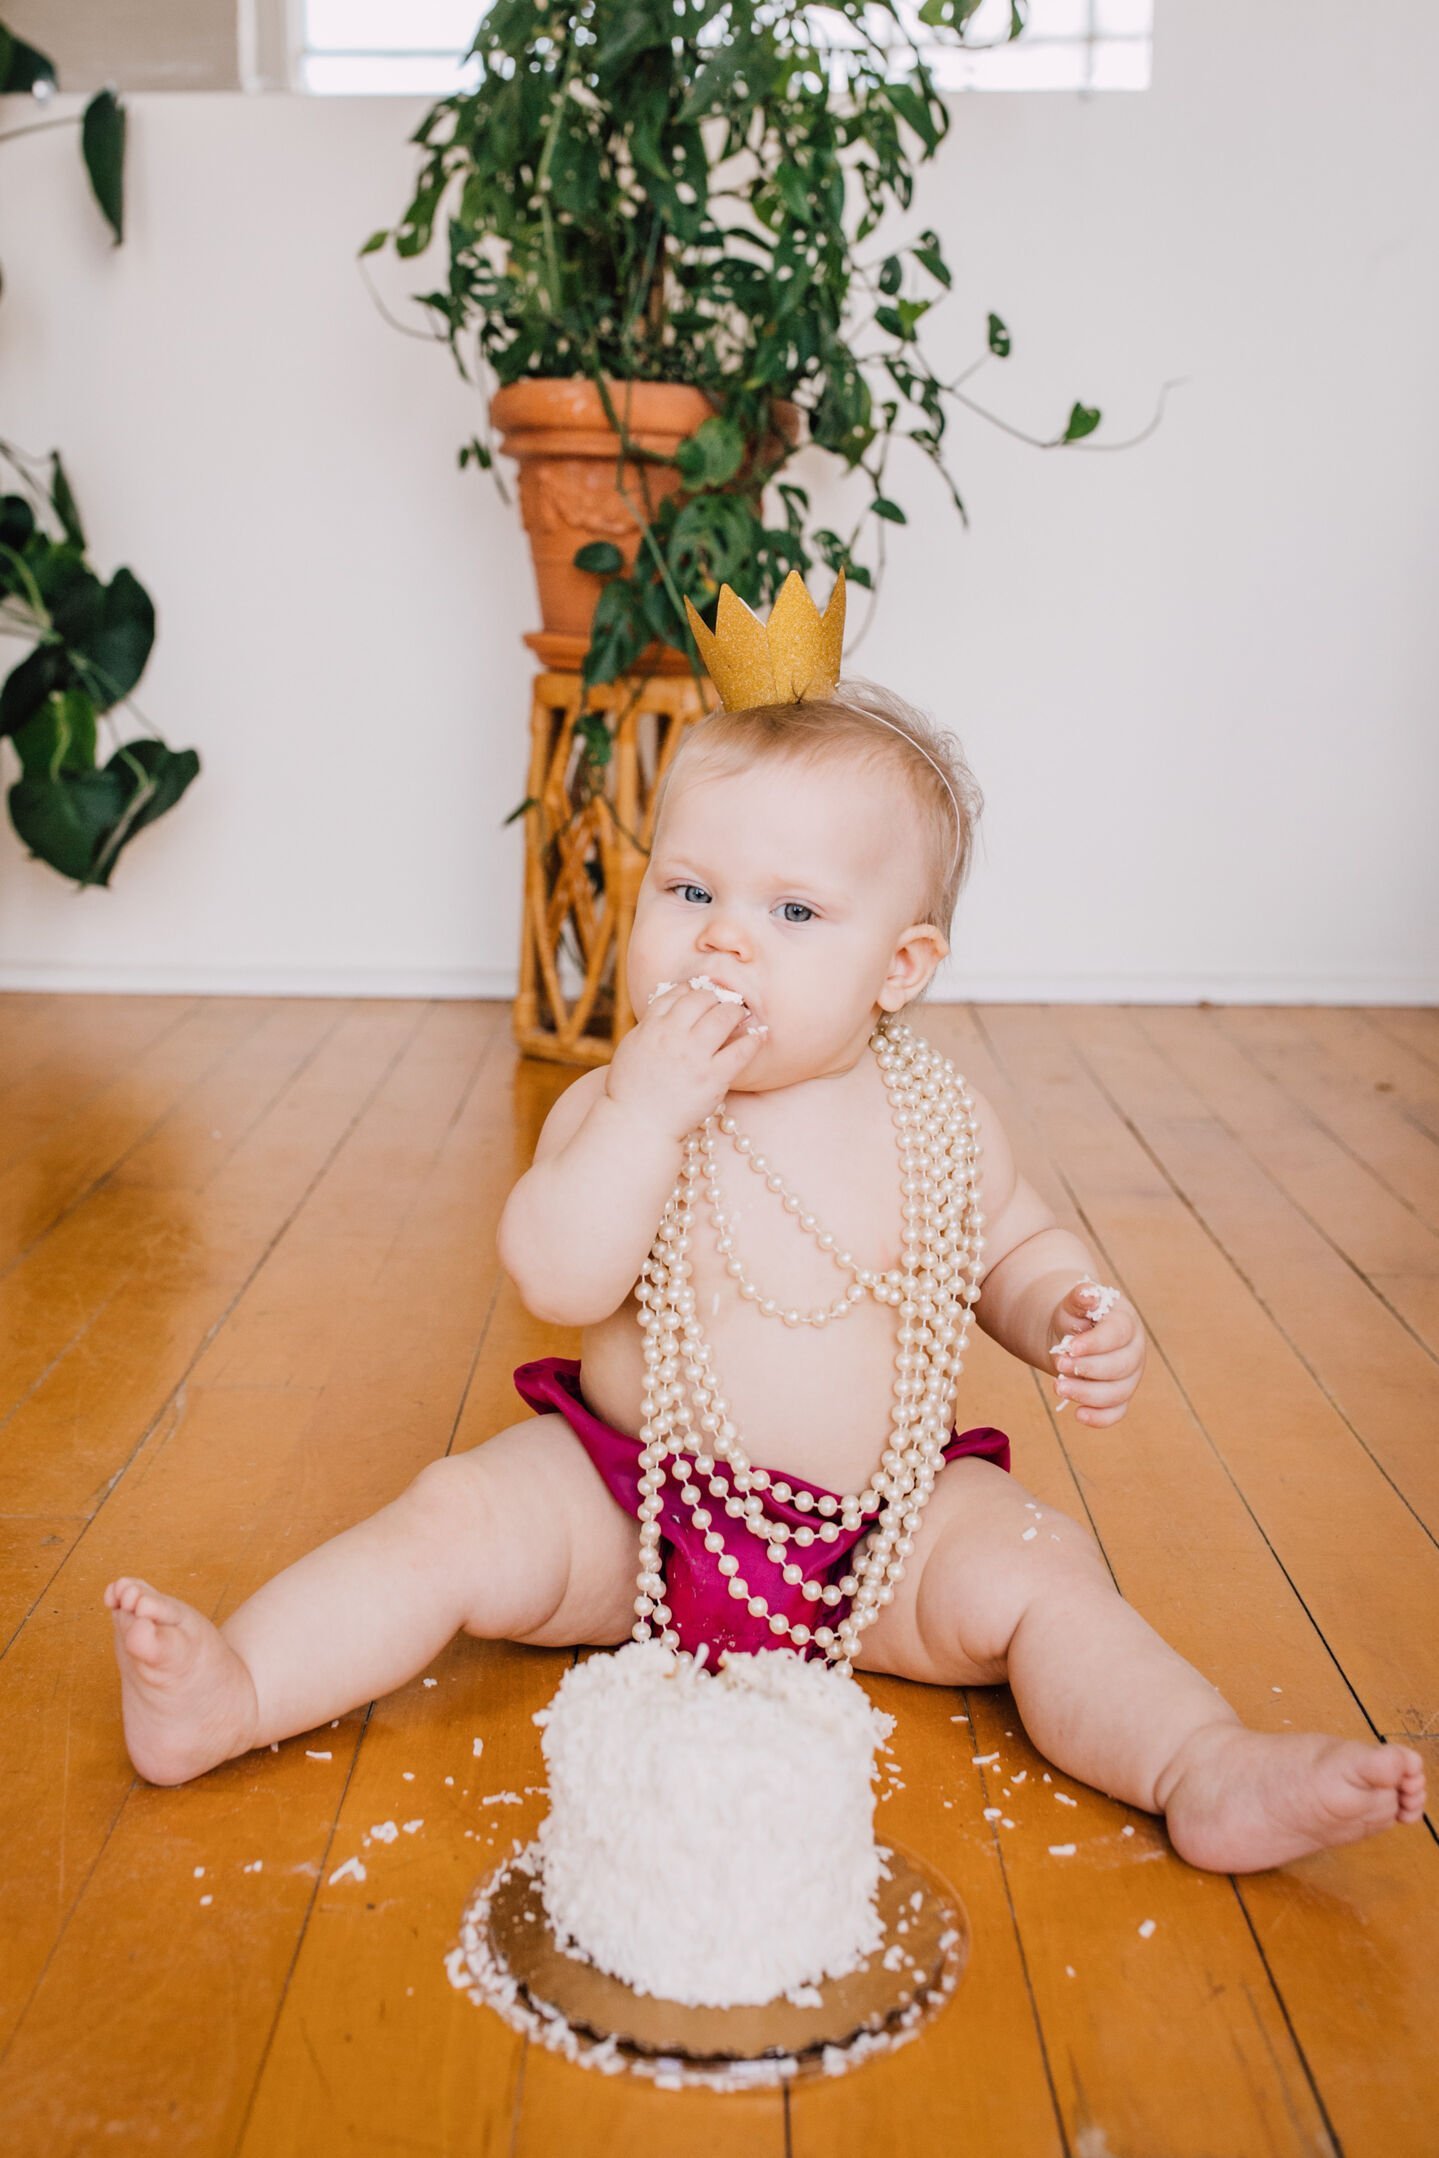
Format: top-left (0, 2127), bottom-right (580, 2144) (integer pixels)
top-left (497, 1068), bottom-right (682, 1326)
top-left (969, 1086), bottom-right (1146, 1421)
top-left (499, 983), bottom-right (764, 1329)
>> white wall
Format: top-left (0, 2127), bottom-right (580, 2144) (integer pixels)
top-left (1, 0), bottom-right (1435, 1002)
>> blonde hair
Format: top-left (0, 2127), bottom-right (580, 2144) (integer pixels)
top-left (653, 675), bottom-right (984, 940)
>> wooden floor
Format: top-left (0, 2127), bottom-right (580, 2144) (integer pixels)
top-left (0, 994), bottom-right (1435, 2157)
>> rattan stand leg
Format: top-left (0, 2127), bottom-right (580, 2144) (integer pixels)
top-left (513, 669), bottom-right (714, 1068)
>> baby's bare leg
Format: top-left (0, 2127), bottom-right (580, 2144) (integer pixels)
top-left (868, 1463), bottom-right (1426, 1872)
top-left (105, 1416), bottom-right (640, 1786)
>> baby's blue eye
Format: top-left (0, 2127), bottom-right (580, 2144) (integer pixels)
top-left (674, 883), bottom-right (709, 905)
top-left (779, 902), bottom-right (814, 924)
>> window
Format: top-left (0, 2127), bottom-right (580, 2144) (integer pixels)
top-left (293, 1), bottom-right (486, 95)
top-left (290, 0), bottom-right (1152, 97)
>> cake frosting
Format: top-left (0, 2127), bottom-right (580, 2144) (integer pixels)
top-left (533, 1640), bottom-right (894, 2008)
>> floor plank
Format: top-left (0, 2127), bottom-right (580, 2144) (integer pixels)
top-left (0, 999), bottom-right (278, 1270)
top-left (1367, 1007), bottom-right (1439, 1071)
top-left (0, 1005), bottom-right (506, 2072)
top-left (1299, 1008), bottom-right (1439, 1141)
top-left (1218, 1006), bottom-right (1439, 1234)
top-left (948, 1006), bottom-right (1439, 2152)
top-left (1171, 1009), bottom-right (1439, 1350)
top-left (0, 997), bottom-right (1434, 2155)
top-left (1090, 1005), bottom-right (1439, 1529)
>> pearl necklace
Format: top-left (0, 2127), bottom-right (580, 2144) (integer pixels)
top-left (632, 1014), bottom-right (985, 1675)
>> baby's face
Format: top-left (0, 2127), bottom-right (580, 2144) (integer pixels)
top-left (628, 756), bottom-right (942, 1089)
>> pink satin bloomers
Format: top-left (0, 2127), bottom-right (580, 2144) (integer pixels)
top-left (513, 1355), bottom-right (1011, 1661)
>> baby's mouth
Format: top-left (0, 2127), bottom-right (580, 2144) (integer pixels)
top-left (649, 973), bottom-right (761, 1025)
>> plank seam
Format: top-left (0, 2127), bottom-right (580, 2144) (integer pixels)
top-left (962, 1684), bottom-right (1075, 2158)
top-left (230, 1699), bottom-right (379, 2157)
top-left (1229, 1876), bottom-right (1345, 2157)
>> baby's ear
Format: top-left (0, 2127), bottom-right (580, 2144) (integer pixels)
top-left (879, 922), bottom-right (948, 1010)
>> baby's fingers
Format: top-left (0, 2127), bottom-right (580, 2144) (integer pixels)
top-left (1054, 1343), bottom-right (1135, 1382)
top-left (717, 1022), bottom-right (768, 1066)
top-left (1055, 1373), bottom-right (1132, 1409)
top-left (1068, 1400), bottom-right (1131, 1428)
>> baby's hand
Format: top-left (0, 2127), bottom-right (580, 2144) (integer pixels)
top-left (1047, 1277), bottom-right (1147, 1426)
top-left (607, 983), bottom-right (766, 1143)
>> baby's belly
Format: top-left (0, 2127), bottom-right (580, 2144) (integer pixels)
top-left (580, 1290), bottom-right (932, 1498)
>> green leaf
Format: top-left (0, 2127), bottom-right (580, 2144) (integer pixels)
top-left (871, 497), bottom-right (907, 524)
top-left (0, 644), bottom-right (69, 738)
top-left (572, 539), bottom-right (625, 575)
top-left (81, 90), bottom-right (126, 245)
top-left (6, 738), bottom-right (195, 887)
top-left (581, 579), bottom-right (646, 690)
top-left (0, 492), bottom-right (37, 578)
top-left (359, 229), bottom-right (390, 257)
top-left (876, 299), bottom-right (930, 344)
top-left (879, 254), bottom-right (903, 297)
top-left (66, 566), bottom-right (155, 711)
top-left (457, 438), bottom-right (492, 472)
top-left (987, 313), bottom-right (1012, 358)
top-left (0, 28), bottom-right (57, 94)
top-left (666, 494), bottom-right (756, 591)
top-left (49, 453), bottom-right (85, 551)
top-left (502, 794), bottom-right (538, 828)
top-left (912, 242), bottom-right (951, 290)
top-left (1061, 401), bottom-right (1101, 444)
top-left (86, 739), bottom-right (202, 888)
top-left (884, 78), bottom-right (944, 157)
top-left (10, 687), bottom-right (97, 779)
top-left (673, 416), bottom-right (745, 489)
top-left (776, 166), bottom-right (811, 223)
top-left (575, 708), bottom-right (613, 768)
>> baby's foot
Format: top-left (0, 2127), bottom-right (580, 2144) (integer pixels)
top-left (105, 1576), bottom-right (259, 1787)
top-left (1161, 1722), bottom-right (1426, 1874)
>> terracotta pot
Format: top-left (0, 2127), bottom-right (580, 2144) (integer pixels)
top-left (491, 376), bottom-right (802, 664)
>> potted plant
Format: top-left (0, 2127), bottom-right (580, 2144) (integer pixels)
top-left (365, 0), bottom-right (1106, 725)
top-left (365, 0), bottom-right (1131, 1053)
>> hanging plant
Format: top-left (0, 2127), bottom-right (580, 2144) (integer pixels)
top-left (0, 22), bottom-right (200, 886)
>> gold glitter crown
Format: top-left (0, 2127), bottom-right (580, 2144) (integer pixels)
top-left (683, 568), bottom-right (846, 710)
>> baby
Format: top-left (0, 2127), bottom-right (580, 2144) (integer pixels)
top-left (105, 661), bottom-right (1425, 1874)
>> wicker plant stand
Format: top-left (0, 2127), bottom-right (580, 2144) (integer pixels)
top-left (513, 640), bottom-right (716, 1068)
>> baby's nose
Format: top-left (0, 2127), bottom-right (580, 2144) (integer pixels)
top-left (697, 913), bottom-right (749, 957)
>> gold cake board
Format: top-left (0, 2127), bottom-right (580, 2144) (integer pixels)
top-left (478, 1842), bottom-right (968, 2075)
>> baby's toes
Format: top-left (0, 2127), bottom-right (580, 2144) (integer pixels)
top-left (1347, 1742), bottom-right (1413, 1821)
top-left (1393, 1747), bottom-right (1427, 1823)
top-left (107, 1576), bottom-right (154, 1616)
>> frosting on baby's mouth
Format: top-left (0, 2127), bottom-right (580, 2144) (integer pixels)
top-left (648, 975), bottom-right (767, 1031)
